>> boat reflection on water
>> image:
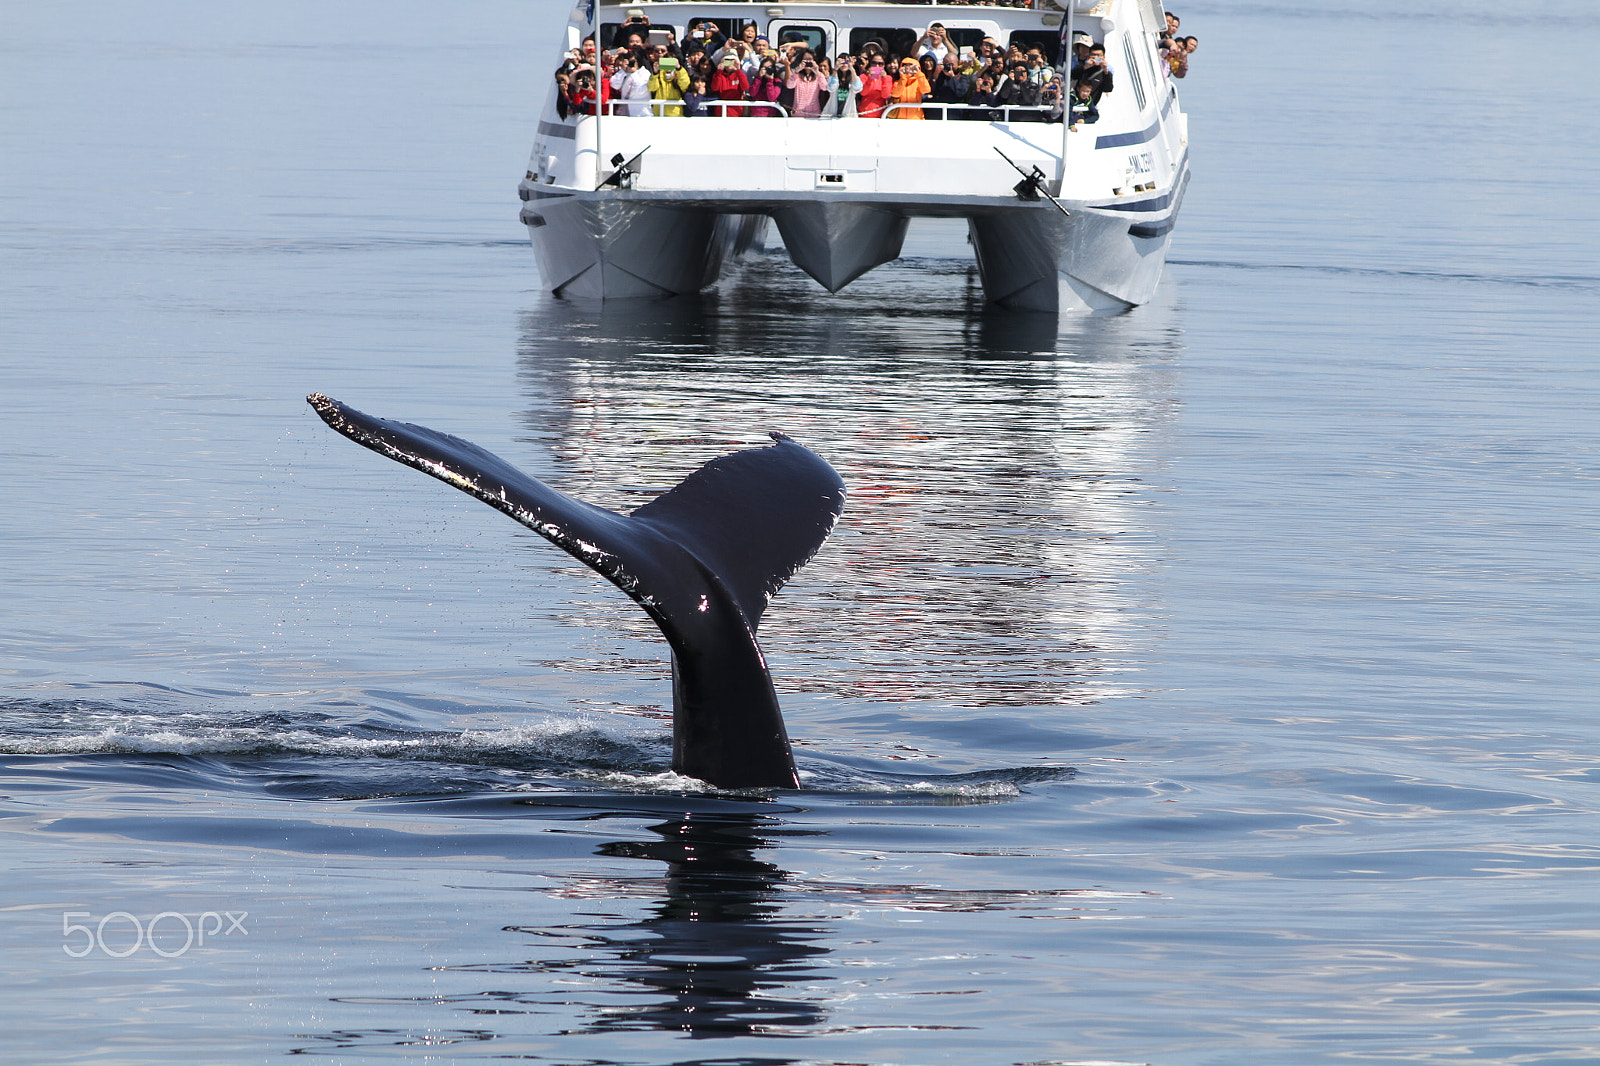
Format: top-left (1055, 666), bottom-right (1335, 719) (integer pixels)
top-left (512, 253), bottom-right (1181, 716)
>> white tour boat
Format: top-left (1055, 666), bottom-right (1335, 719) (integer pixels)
top-left (519, 0), bottom-right (1188, 312)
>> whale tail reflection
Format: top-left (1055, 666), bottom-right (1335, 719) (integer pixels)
top-left (306, 394), bottom-right (846, 790)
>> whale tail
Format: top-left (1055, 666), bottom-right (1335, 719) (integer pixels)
top-left (306, 394), bottom-right (846, 790)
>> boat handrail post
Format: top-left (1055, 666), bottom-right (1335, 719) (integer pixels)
top-left (586, 3), bottom-right (603, 189)
top-left (1060, 3), bottom-right (1074, 189)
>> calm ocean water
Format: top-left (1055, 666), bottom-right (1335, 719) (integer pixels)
top-left (3, 2), bottom-right (1598, 1063)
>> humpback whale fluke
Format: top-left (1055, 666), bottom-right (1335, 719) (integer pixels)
top-left (306, 394), bottom-right (846, 790)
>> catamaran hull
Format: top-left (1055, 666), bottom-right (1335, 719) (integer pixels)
top-left (523, 193), bottom-right (767, 300)
top-left (522, 178), bottom-right (1185, 313)
top-left (768, 201), bottom-right (910, 293)
top-left (972, 174), bottom-right (1189, 313)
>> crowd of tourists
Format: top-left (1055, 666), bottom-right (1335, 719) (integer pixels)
top-left (1159, 10), bottom-right (1200, 79)
top-left (552, 13), bottom-right (1197, 126)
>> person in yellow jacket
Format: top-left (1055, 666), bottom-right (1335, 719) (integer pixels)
top-left (648, 56), bottom-right (691, 117)
top-left (889, 58), bottom-right (932, 119)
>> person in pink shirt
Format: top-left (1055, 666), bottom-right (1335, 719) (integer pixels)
top-left (782, 50), bottom-right (825, 117)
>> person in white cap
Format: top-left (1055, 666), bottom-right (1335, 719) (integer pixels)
top-left (1069, 31), bottom-right (1095, 75)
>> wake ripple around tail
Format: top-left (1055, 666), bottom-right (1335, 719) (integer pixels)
top-left (0, 695), bottom-right (1071, 802)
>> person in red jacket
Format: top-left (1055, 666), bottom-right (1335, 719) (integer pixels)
top-left (566, 65), bottom-right (613, 116)
top-left (567, 68), bottom-right (597, 116)
top-left (709, 52), bottom-right (750, 117)
top-left (855, 54), bottom-right (894, 118)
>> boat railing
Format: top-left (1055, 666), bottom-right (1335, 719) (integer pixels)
top-left (602, 100), bottom-right (793, 118)
top-left (598, 0), bottom-right (1046, 7)
top-left (591, 101), bottom-right (1059, 121)
top-left (879, 101), bottom-right (1061, 122)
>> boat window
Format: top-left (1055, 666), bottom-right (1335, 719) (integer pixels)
top-left (602, 22), bottom-right (665, 49)
top-left (1007, 31), bottom-right (1060, 65)
top-left (849, 26), bottom-right (918, 59)
top-left (1121, 33), bottom-right (1147, 110)
top-left (943, 28), bottom-right (986, 58)
top-left (685, 18), bottom-right (738, 45)
top-left (600, 22), bottom-right (686, 50)
top-left (774, 24), bottom-right (829, 56)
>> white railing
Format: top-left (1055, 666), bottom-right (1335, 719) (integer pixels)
top-left (596, 0), bottom-right (1047, 6)
top-left (581, 100), bottom-right (1060, 121)
top-left (880, 101), bottom-right (1062, 122)
top-left (602, 99), bottom-right (793, 118)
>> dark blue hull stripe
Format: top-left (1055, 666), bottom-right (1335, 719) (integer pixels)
top-left (1094, 121), bottom-right (1159, 150)
top-left (1094, 86), bottom-right (1176, 149)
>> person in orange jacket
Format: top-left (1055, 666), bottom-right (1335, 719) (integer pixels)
top-left (888, 56), bottom-right (932, 119)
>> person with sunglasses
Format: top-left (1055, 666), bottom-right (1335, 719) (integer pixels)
top-left (1000, 61), bottom-right (1045, 120)
top-left (855, 53), bottom-right (893, 118)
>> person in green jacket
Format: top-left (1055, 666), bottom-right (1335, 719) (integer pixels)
top-left (648, 56), bottom-right (690, 117)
